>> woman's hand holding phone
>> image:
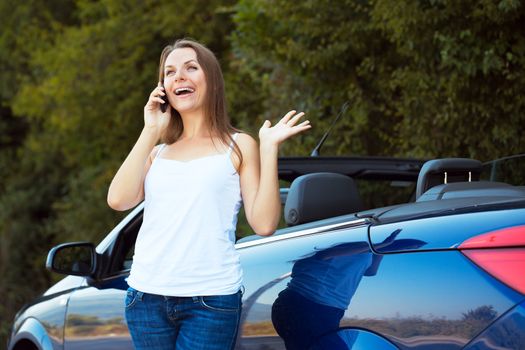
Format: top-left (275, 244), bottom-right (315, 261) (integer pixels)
top-left (144, 83), bottom-right (171, 139)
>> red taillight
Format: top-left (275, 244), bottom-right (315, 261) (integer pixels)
top-left (459, 225), bottom-right (525, 295)
top-left (461, 248), bottom-right (525, 294)
top-left (459, 225), bottom-right (525, 248)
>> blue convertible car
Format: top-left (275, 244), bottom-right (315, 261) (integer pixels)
top-left (8, 154), bottom-right (525, 350)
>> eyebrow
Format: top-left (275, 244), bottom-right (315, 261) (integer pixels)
top-left (165, 60), bottom-right (198, 69)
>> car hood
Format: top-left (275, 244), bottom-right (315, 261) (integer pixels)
top-left (43, 275), bottom-right (85, 296)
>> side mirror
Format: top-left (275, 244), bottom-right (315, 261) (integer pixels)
top-left (46, 242), bottom-right (97, 276)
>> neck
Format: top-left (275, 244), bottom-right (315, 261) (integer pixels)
top-left (179, 110), bottom-right (211, 139)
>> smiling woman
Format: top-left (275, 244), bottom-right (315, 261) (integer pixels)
top-left (106, 38), bottom-right (311, 350)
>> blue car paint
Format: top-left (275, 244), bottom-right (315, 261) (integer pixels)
top-left (464, 299), bottom-right (525, 349)
top-left (237, 219), bottom-right (524, 349)
top-left (349, 250), bottom-right (523, 349)
top-left (370, 207), bottom-right (525, 252)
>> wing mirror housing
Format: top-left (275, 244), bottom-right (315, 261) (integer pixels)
top-left (46, 242), bottom-right (97, 277)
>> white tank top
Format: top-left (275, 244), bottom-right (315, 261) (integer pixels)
top-left (127, 134), bottom-right (243, 296)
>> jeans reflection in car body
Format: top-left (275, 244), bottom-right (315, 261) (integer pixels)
top-left (272, 230), bottom-right (425, 350)
top-left (272, 242), bottom-right (376, 350)
top-left (125, 287), bottom-right (242, 350)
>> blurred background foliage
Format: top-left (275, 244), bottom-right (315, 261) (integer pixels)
top-left (1, 0), bottom-right (524, 343)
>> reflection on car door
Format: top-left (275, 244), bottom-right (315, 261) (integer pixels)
top-left (236, 224), bottom-right (380, 350)
top-left (64, 276), bottom-right (132, 350)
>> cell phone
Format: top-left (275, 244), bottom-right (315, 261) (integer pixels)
top-left (160, 84), bottom-right (169, 113)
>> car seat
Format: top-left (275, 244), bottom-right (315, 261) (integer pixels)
top-left (415, 158), bottom-right (525, 201)
top-left (284, 172), bottom-right (363, 226)
top-left (415, 158), bottom-right (482, 200)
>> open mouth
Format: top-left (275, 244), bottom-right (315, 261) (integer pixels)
top-left (175, 87), bottom-right (195, 96)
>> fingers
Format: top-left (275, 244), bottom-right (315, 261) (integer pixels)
top-left (147, 85), bottom-right (166, 108)
top-left (279, 110), bottom-right (297, 124)
top-left (150, 86), bottom-right (165, 99)
top-left (152, 96), bottom-right (165, 104)
top-left (297, 119), bottom-right (311, 128)
top-left (279, 110), bottom-right (307, 126)
top-left (291, 120), bottom-right (312, 134)
top-left (288, 112), bottom-right (305, 126)
top-left (262, 120), bottom-right (272, 128)
top-left (287, 119), bottom-right (311, 137)
top-left (151, 84), bottom-right (165, 95)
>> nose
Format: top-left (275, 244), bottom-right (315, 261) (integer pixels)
top-left (174, 69), bottom-right (185, 82)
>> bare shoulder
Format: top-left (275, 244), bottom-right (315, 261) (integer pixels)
top-left (232, 133), bottom-right (259, 172)
top-left (148, 144), bottom-right (164, 163)
top-left (235, 132), bottom-right (258, 152)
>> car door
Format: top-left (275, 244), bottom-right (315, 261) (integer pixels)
top-left (63, 279), bottom-right (132, 350)
top-left (235, 218), bottom-right (398, 350)
top-left (62, 208), bottom-right (141, 350)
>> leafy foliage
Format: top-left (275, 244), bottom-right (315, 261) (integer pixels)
top-left (231, 0), bottom-right (525, 158)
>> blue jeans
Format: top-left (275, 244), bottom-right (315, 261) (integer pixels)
top-left (125, 287), bottom-right (242, 350)
top-left (272, 288), bottom-right (346, 350)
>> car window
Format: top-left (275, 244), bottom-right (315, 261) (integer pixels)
top-left (482, 154), bottom-right (525, 186)
top-left (107, 213), bottom-right (142, 274)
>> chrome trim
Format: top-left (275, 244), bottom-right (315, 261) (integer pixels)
top-left (235, 218), bottom-right (368, 249)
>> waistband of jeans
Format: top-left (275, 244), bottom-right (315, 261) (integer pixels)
top-left (128, 286), bottom-right (243, 301)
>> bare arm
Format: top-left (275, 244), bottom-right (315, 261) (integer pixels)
top-left (239, 110), bottom-right (311, 236)
top-left (107, 84), bottom-right (170, 211)
top-left (107, 130), bottom-right (157, 211)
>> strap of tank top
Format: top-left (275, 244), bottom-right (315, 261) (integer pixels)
top-left (227, 133), bottom-right (239, 156)
top-left (155, 144), bottom-right (166, 159)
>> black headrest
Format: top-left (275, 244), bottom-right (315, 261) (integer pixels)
top-left (284, 172), bottom-right (362, 226)
top-left (415, 158), bottom-right (482, 200)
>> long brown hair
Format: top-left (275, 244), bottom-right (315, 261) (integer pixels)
top-left (158, 38), bottom-right (242, 165)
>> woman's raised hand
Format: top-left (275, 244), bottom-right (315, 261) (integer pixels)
top-left (258, 110), bottom-right (311, 147)
top-left (144, 83), bottom-right (171, 138)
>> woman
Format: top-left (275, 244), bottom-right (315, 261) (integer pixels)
top-left (107, 38), bottom-right (311, 350)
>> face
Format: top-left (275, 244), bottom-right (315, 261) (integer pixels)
top-left (163, 47), bottom-right (207, 115)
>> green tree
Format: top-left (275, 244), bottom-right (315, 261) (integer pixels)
top-left (232, 0), bottom-right (525, 159)
top-left (372, 0), bottom-right (525, 159)
top-left (232, 0), bottom-right (401, 156)
top-left (0, 0), bottom-right (77, 343)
